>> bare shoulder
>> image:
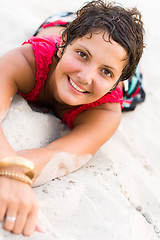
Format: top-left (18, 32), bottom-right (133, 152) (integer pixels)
top-left (74, 102), bottom-right (121, 128)
top-left (0, 44), bottom-right (36, 94)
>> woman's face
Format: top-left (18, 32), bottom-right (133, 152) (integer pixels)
top-left (51, 32), bottom-right (127, 106)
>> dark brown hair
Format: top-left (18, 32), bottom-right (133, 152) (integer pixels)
top-left (60, 0), bottom-right (145, 89)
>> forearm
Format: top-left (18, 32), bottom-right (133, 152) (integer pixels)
top-left (18, 147), bottom-right (54, 178)
top-left (0, 121), bottom-right (91, 184)
top-left (18, 145), bottom-right (92, 186)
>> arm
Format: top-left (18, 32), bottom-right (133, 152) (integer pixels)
top-left (0, 45), bottom-right (40, 235)
top-left (19, 102), bottom-right (121, 185)
top-left (0, 44), bottom-right (36, 158)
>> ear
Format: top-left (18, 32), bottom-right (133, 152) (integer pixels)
top-left (57, 47), bottom-right (63, 59)
top-left (57, 34), bottom-right (67, 58)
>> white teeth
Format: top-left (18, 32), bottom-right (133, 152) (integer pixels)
top-left (69, 78), bottom-right (86, 93)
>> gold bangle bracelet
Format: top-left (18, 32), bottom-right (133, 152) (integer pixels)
top-left (0, 156), bottom-right (36, 179)
top-left (0, 171), bottom-right (33, 186)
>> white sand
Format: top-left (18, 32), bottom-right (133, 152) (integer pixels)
top-left (0, 0), bottom-right (160, 239)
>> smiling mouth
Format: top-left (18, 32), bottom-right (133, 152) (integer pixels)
top-left (68, 76), bottom-right (89, 93)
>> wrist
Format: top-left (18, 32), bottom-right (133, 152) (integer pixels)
top-left (1, 165), bottom-right (26, 175)
top-left (0, 156), bottom-right (36, 179)
top-left (0, 170), bottom-right (33, 186)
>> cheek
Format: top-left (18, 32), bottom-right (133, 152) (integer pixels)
top-left (93, 79), bottom-right (113, 96)
top-left (59, 54), bottom-right (82, 73)
top-left (65, 61), bottom-right (77, 72)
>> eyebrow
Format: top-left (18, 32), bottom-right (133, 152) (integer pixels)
top-left (77, 44), bottom-right (119, 74)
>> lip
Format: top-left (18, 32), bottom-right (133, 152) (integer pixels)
top-left (67, 76), bottom-right (89, 94)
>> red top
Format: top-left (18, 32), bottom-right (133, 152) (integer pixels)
top-left (19, 36), bottom-right (123, 129)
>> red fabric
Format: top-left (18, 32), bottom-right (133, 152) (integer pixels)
top-left (131, 86), bottom-right (140, 97)
top-left (41, 20), bottom-right (68, 29)
top-left (18, 36), bottom-right (61, 102)
top-left (123, 99), bottom-right (132, 104)
top-left (19, 36), bottom-right (123, 129)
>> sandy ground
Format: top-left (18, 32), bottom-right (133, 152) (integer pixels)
top-left (0, 0), bottom-right (160, 239)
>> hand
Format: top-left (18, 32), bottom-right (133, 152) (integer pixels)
top-left (0, 176), bottom-right (39, 236)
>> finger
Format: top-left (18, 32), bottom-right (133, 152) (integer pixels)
top-left (12, 206), bottom-right (28, 235)
top-left (3, 203), bottom-right (18, 232)
top-left (0, 199), bottom-right (7, 222)
top-left (22, 205), bottom-right (39, 236)
top-left (35, 224), bottom-right (44, 233)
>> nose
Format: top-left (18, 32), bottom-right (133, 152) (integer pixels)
top-left (77, 65), bottom-right (96, 85)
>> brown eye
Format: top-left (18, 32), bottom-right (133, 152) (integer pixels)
top-left (102, 68), bottom-right (112, 77)
top-left (77, 51), bottom-right (87, 60)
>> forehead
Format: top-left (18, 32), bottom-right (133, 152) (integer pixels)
top-left (80, 31), bottom-right (126, 56)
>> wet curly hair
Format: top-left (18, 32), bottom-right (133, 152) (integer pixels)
top-left (60, 0), bottom-right (145, 89)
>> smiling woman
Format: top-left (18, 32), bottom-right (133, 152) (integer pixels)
top-left (51, 31), bottom-right (127, 106)
top-left (0, 0), bottom-right (144, 236)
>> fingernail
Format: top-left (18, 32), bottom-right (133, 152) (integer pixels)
top-left (35, 224), bottom-right (44, 233)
